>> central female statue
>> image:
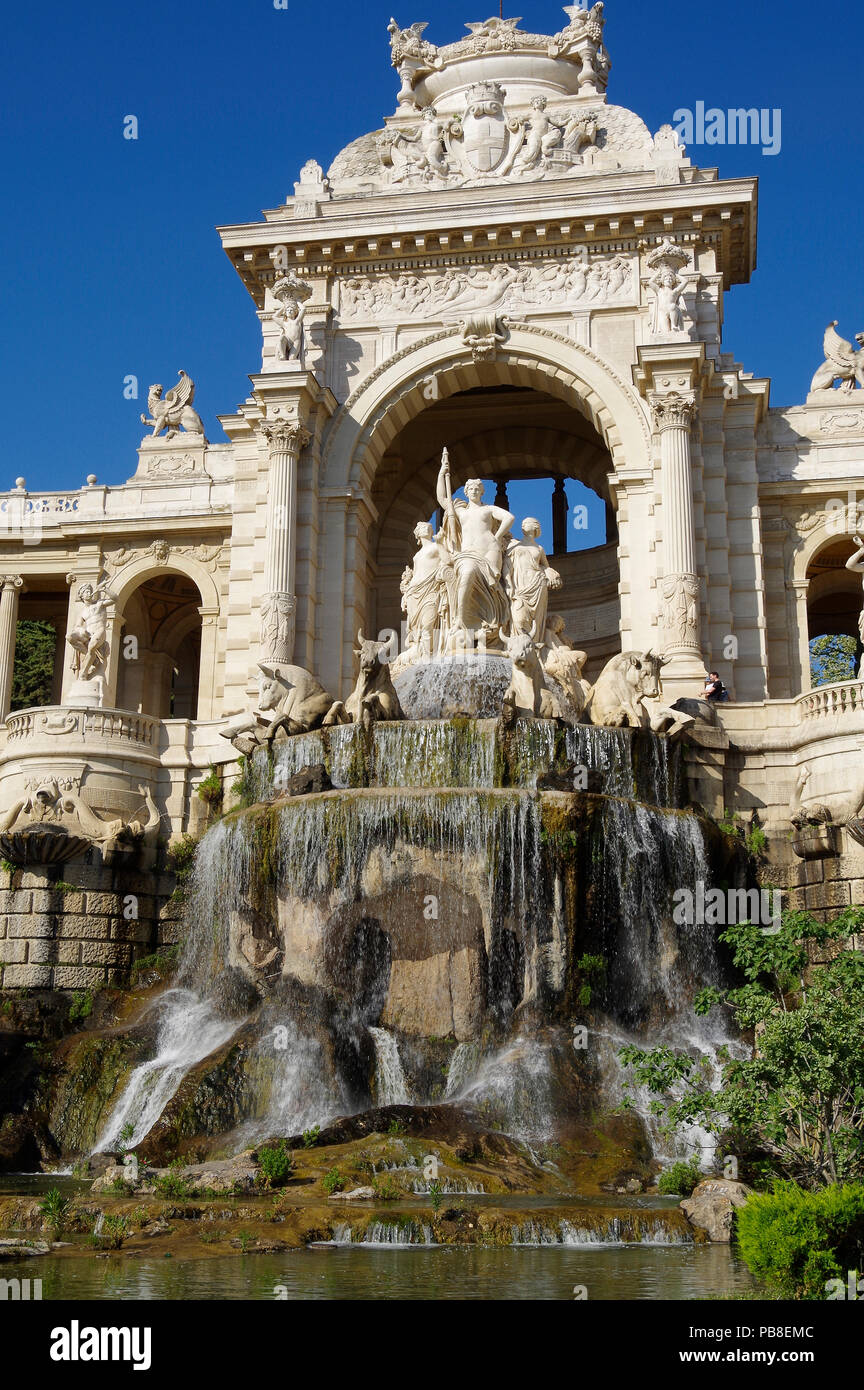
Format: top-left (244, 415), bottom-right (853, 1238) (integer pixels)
top-left (436, 449), bottom-right (514, 649)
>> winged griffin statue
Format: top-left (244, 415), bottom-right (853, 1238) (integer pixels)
top-left (810, 322), bottom-right (864, 393)
top-left (140, 369), bottom-right (206, 438)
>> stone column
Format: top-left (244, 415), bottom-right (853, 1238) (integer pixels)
top-left (791, 580), bottom-right (812, 694)
top-left (0, 576), bottom-right (24, 719)
top-left (259, 418), bottom-right (311, 665)
top-left (649, 390), bottom-right (706, 692)
top-left (552, 478), bottom-right (568, 554)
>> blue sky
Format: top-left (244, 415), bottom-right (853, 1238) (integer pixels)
top-left (1, 0), bottom-right (862, 512)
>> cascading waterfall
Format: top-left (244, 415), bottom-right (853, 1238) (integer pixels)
top-left (90, 714), bottom-right (740, 1169)
top-left (94, 991), bottom-right (242, 1152)
top-left (369, 1027), bottom-right (411, 1105)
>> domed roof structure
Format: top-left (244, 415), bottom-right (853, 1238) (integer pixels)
top-left (325, 8), bottom-right (683, 198)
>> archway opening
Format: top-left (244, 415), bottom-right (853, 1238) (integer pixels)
top-left (115, 572), bottom-right (203, 719)
top-left (368, 383), bottom-right (619, 680)
top-left (806, 539), bottom-right (863, 685)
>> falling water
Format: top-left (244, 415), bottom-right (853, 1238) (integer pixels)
top-left (369, 1027), bottom-right (411, 1106)
top-left (91, 712), bottom-right (739, 1165)
top-left (94, 990), bottom-right (242, 1151)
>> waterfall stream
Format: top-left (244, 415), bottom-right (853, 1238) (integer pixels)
top-left (91, 718), bottom-right (738, 1165)
top-left (369, 1027), bottom-right (411, 1106)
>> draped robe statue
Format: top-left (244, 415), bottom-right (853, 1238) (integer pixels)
top-left (435, 453), bottom-right (513, 649)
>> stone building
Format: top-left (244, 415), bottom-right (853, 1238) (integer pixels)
top-left (1, 4), bottom-right (863, 987)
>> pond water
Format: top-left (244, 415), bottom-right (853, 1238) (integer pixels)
top-left (0, 1244), bottom-right (758, 1301)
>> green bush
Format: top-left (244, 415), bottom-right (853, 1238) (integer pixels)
top-left (736, 1182), bottom-right (864, 1300)
top-left (197, 766), bottom-right (223, 806)
top-left (372, 1176), bottom-right (400, 1201)
top-left (91, 1214), bottom-right (130, 1250)
top-left (322, 1168), bottom-right (344, 1195)
top-left (302, 1125), bottom-right (320, 1149)
top-left (657, 1158), bottom-right (702, 1196)
top-left (68, 989), bottom-right (94, 1023)
top-left (257, 1141), bottom-right (294, 1187)
top-left (38, 1187), bottom-right (72, 1236)
top-left (154, 1160), bottom-right (192, 1199)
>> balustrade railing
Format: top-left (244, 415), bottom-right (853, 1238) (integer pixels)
top-left (796, 680), bottom-right (864, 721)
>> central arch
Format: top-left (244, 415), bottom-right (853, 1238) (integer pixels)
top-left (314, 324), bottom-right (653, 693)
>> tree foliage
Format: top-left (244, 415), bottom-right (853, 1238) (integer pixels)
top-left (11, 619), bottom-right (56, 710)
top-left (619, 908), bottom-right (864, 1189)
top-left (809, 633), bottom-right (857, 687)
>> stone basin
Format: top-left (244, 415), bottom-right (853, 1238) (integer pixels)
top-left (0, 825), bottom-right (91, 866)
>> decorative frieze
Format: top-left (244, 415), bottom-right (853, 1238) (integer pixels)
top-left (338, 252), bottom-right (635, 322)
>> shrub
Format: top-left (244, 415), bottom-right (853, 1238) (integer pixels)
top-left (736, 1182), bottom-right (864, 1300)
top-left (322, 1168), bottom-right (344, 1195)
top-left (197, 766), bottom-right (223, 805)
top-left (92, 1214), bottom-right (130, 1250)
top-left (372, 1177), bottom-right (400, 1201)
top-left (657, 1158), bottom-right (702, 1197)
top-left (257, 1141), bottom-right (294, 1188)
top-left (428, 1179), bottom-right (444, 1214)
top-left (154, 1160), bottom-right (192, 1199)
top-left (38, 1187), bottom-right (72, 1236)
top-left (302, 1125), bottom-right (320, 1149)
top-left (68, 989), bottom-right (94, 1023)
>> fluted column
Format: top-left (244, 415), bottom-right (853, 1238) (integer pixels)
top-left (0, 576), bottom-right (24, 719)
top-left (259, 418), bottom-right (311, 664)
top-left (649, 390), bottom-right (706, 687)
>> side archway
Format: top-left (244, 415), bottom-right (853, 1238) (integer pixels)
top-left (106, 556), bottom-right (220, 720)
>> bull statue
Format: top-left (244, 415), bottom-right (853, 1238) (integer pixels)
top-left (583, 650), bottom-right (669, 729)
top-left (220, 663), bottom-right (342, 754)
top-left (502, 629), bottom-right (561, 722)
top-left (326, 630), bottom-right (404, 729)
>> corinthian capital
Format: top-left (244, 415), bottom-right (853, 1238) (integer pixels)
top-left (259, 417), bottom-right (311, 455)
top-left (649, 390), bottom-right (697, 432)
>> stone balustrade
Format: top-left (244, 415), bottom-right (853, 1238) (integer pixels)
top-left (795, 680), bottom-right (864, 722)
top-left (5, 706), bottom-right (160, 750)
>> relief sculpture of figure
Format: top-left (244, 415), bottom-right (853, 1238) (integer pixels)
top-left (515, 96), bottom-right (562, 169)
top-left (504, 518), bottom-right (562, 638)
top-left (436, 450), bottom-right (513, 649)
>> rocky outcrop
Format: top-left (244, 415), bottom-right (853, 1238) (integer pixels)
top-left (680, 1178), bottom-right (753, 1242)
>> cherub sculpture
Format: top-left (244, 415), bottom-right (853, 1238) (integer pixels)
top-left (810, 322), bottom-right (864, 393)
top-left (140, 370), bottom-right (205, 438)
top-left (270, 274), bottom-right (312, 363)
top-left (649, 268), bottom-right (686, 334)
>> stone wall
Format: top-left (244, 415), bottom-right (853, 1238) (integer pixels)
top-left (0, 860), bottom-right (178, 992)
